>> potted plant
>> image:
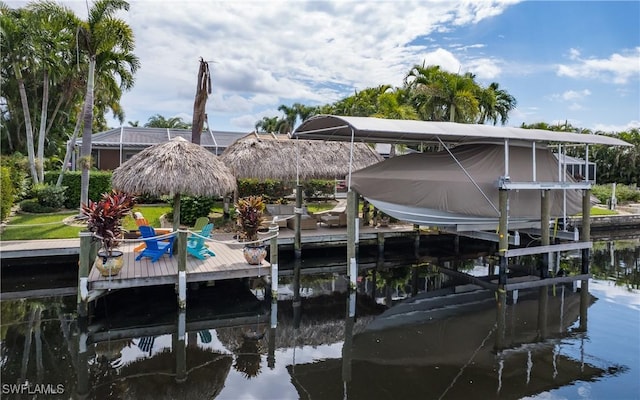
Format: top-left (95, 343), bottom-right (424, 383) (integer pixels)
top-left (235, 196), bottom-right (267, 265)
top-left (81, 190), bottom-right (136, 276)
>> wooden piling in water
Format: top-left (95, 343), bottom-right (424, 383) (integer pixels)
top-left (177, 230), bottom-right (187, 309)
top-left (270, 223), bottom-right (279, 299)
top-left (540, 190), bottom-right (551, 278)
top-left (78, 232), bottom-right (93, 318)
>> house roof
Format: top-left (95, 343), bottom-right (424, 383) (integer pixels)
top-left (294, 115), bottom-right (632, 147)
top-left (76, 127), bottom-right (248, 150)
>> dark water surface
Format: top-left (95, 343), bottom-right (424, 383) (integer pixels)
top-left (1, 238), bottom-right (638, 399)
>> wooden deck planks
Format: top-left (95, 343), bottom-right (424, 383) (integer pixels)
top-left (88, 240), bottom-right (269, 291)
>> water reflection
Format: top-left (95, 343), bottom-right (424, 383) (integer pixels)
top-left (0, 238), bottom-right (637, 399)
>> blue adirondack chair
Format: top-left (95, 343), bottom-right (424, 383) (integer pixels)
top-left (135, 225), bottom-right (174, 263)
top-left (187, 223), bottom-right (215, 260)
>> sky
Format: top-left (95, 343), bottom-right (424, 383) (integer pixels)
top-left (9, 0), bottom-right (640, 134)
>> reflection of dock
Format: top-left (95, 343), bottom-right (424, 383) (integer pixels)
top-left (88, 241), bottom-right (269, 291)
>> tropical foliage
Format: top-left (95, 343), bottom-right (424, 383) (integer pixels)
top-left (81, 190), bottom-right (136, 256)
top-left (0, 0), bottom-right (139, 209)
top-left (235, 196), bottom-right (265, 242)
top-left (521, 122), bottom-right (640, 186)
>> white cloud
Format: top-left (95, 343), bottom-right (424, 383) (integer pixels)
top-left (593, 120), bottom-right (640, 134)
top-left (557, 47), bottom-right (640, 84)
top-left (562, 89), bottom-right (591, 101)
top-left (464, 58), bottom-right (502, 79)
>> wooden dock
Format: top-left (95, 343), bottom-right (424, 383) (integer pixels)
top-left (88, 240), bottom-right (270, 291)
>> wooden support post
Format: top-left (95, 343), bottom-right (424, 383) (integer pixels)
top-left (537, 286), bottom-right (548, 340)
top-left (223, 195), bottom-right (230, 219)
top-left (177, 230), bottom-right (187, 309)
top-left (411, 264), bottom-right (419, 296)
top-left (172, 193), bottom-right (181, 234)
top-left (78, 232), bottom-right (93, 318)
top-left (293, 258), bottom-right (301, 329)
top-left (269, 223), bottom-right (279, 299)
top-left (498, 189), bottom-right (509, 286)
top-left (75, 319), bottom-right (89, 399)
top-left (414, 224), bottom-right (421, 257)
top-left (294, 184), bottom-right (303, 258)
top-left (347, 190), bottom-right (357, 280)
top-left (581, 189), bottom-right (591, 274)
top-left (342, 293), bottom-right (355, 388)
top-left (540, 190), bottom-right (551, 278)
top-left (267, 298), bottom-right (277, 369)
top-left (495, 287), bottom-right (507, 350)
top-left (579, 189), bottom-right (591, 331)
top-left (377, 232), bottom-right (385, 256)
top-left (175, 310), bottom-right (187, 383)
top-left (496, 188), bottom-right (508, 350)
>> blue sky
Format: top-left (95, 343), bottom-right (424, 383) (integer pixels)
top-left (9, 0), bottom-right (640, 134)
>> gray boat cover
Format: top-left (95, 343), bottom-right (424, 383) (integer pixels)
top-left (351, 144), bottom-right (582, 220)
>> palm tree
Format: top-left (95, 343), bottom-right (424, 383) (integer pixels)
top-left (482, 82), bottom-right (516, 125)
top-left (27, 1), bottom-right (78, 183)
top-left (437, 71), bottom-right (479, 123)
top-left (277, 104), bottom-right (298, 134)
top-left (77, 0), bottom-right (140, 210)
top-left (144, 114), bottom-right (190, 129)
top-left (1, 4), bottom-right (39, 183)
top-left (254, 116), bottom-right (279, 133)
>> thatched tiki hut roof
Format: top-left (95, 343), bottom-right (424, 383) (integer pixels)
top-left (220, 133), bottom-right (383, 181)
top-left (112, 136), bottom-right (236, 231)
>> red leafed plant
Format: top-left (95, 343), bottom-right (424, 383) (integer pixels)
top-left (81, 191), bottom-right (136, 256)
top-left (235, 196), bottom-right (265, 243)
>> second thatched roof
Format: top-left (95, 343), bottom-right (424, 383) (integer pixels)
top-left (220, 133), bottom-right (383, 180)
top-left (112, 136), bottom-right (237, 197)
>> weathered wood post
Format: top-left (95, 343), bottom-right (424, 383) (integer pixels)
top-left (269, 223), bottom-right (279, 300)
top-left (177, 230), bottom-right (188, 309)
top-left (495, 188), bottom-right (509, 350)
top-left (294, 184), bottom-right (303, 258)
top-left (175, 310), bottom-right (187, 383)
top-left (78, 232), bottom-right (93, 318)
top-left (75, 318), bottom-right (89, 399)
top-left (579, 188), bottom-right (591, 331)
top-left (537, 286), bottom-right (549, 340)
top-left (293, 257), bottom-right (302, 329)
top-left (267, 296), bottom-right (277, 369)
top-left (377, 232), bottom-right (385, 256)
top-left (347, 190), bottom-right (358, 289)
top-left (342, 292), bottom-right (355, 396)
top-left (411, 264), bottom-right (419, 297)
top-left (540, 189), bottom-right (551, 278)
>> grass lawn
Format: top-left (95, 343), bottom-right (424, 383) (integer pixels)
top-left (0, 211), bottom-right (84, 240)
top-left (1, 201), bottom-right (623, 241)
top-left (1, 205), bottom-right (172, 241)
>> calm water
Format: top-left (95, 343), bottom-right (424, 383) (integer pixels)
top-left (1, 238), bottom-right (639, 400)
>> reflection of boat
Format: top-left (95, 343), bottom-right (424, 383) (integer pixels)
top-left (287, 287), bottom-right (615, 400)
top-left (351, 143), bottom-right (583, 229)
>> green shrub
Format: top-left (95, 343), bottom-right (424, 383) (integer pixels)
top-left (302, 179), bottom-right (334, 200)
top-left (30, 183), bottom-right (67, 210)
top-left (592, 183), bottom-right (640, 204)
top-left (44, 170), bottom-right (113, 208)
top-left (1, 166), bottom-right (14, 220)
top-left (0, 153), bottom-right (29, 201)
top-left (19, 198), bottom-right (56, 213)
top-left (237, 178), bottom-right (292, 201)
top-left (169, 196), bottom-right (217, 226)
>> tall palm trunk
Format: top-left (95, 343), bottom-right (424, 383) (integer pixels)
top-left (449, 104), bottom-right (456, 122)
top-left (14, 64), bottom-right (39, 184)
top-left (56, 109), bottom-right (83, 187)
top-left (79, 58), bottom-right (96, 210)
top-left (37, 70), bottom-right (49, 183)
